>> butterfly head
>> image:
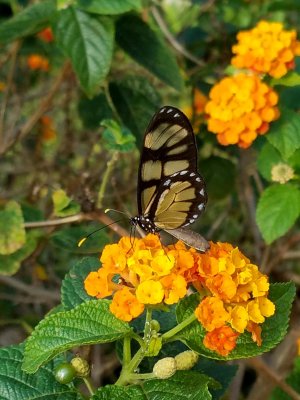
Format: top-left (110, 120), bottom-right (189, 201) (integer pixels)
top-left (130, 215), bottom-right (159, 234)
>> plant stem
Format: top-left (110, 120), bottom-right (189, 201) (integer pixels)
top-left (82, 377), bottom-right (95, 396)
top-left (123, 336), bottom-right (131, 366)
top-left (97, 151), bottom-right (119, 208)
top-left (162, 313), bottom-right (197, 342)
top-left (129, 372), bottom-right (155, 380)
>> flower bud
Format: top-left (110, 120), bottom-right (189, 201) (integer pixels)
top-left (153, 357), bottom-right (176, 379)
top-left (271, 163), bottom-right (294, 184)
top-left (70, 356), bottom-right (90, 378)
top-left (145, 333), bottom-right (162, 357)
top-left (175, 350), bottom-right (199, 370)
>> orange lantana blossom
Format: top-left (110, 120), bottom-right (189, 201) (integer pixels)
top-left (231, 20), bottom-right (300, 78)
top-left (182, 89), bottom-right (208, 133)
top-left (27, 54), bottom-right (49, 72)
top-left (37, 27), bottom-right (54, 43)
top-left (84, 235), bottom-right (275, 357)
top-left (205, 73), bottom-right (280, 148)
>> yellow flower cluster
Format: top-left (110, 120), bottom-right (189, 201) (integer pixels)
top-left (84, 235), bottom-right (275, 357)
top-left (205, 73), bottom-right (280, 148)
top-left (231, 21), bottom-right (300, 78)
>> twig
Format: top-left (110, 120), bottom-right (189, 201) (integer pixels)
top-left (0, 61), bottom-right (71, 154)
top-left (0, 275), bottom-right (60, 301)
top-left (24, 213), bottom-right (85, 228)
top-left (97, 152), bottom-right (119, 208)
top-left (151, 6), bottom-right (205, 67)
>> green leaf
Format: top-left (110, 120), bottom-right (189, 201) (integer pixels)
top-left (92, 385), bottom-right (144, 400)
top-left (116, 14), bottom-right (183, 91)
top-left (54, 8), bottom-right (114, 96)
top-left (23, 299), bottom-right (131, 373)
top-left (101, 119), bottom-right (136, 152)
top-left (78, 92), bottom-right (113, 129)
top-left (75, 0), bottom-right (142, 14)
top-left (175, 283), bottom-right (295, 360)
top-left (52, 189), bottom-right (80, 217)
top-left (0, 344), bottom-right (80, 400)
top-left (199, 156), bottom-right (236, 199)
top-left (267, 108), bottom-right (300, 160)
top-left (62, 257), bottom-right (100, 310)
top-left (109, 76), bottom-right (161, 146)
top-left (0, 201), bottom-right (25, 255)
top-left (256, 184), bottom-right (300, 244)
top-left (257, 142), bottom-right (283, 181)
top-left (0, 1), bottom-right (56, 44)
top-left (0, 231), bottom-right (38, 275)
top-left (271, 71), bottom-right (300, 87)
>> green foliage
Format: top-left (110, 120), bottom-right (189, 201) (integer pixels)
top-left (0, 344), bottom-right (81, 400)
top-left (116, 14), bottom-right (183, 91)
top-left (54, 8), bottom-right (114, 96)
top-left (0, 1), bottom-right (56, 44)
top-left (75, 0), bottom-right (142, 15)
top-left (271, 357), bottom-right (300, 399)
top-left (101, 119), bottom-right (136, 152)
top-left (52, 189), bottom-right (80, 217)
top-left (256, 184), bottom-right (300, 243)
top-left (175, 283), bottom-right (295, 360)
top-left (271, 71), bottom-right (300, 87)
top-left (0, 201), bottom-right (25, 255)
top-left (23, 299), bottom-right (131, 373)
top-left (257, 142), bottom-right (283, 181)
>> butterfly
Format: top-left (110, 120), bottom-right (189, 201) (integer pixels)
top-left (131, 106), bottom-right (209, 252)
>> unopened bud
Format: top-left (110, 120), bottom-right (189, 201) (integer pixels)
top-left (175, 350), bottom-right (199, 370)
top-left (70, 357), bottom-right (90, 378)
top-left (153, 357), bottom-right (176, 379)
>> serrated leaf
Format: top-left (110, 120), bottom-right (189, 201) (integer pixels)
top-left (23, 299), bottom-right (131, 373)
top-left (101, 119), bottom-right (136, 152)
top-left (271, 71), bottom-right (300, 87)
top-left (116, 14), bottom-right (183, 91)
top-left (0, 201), bottom-right (25, 255)
top-left (75, 0), bottom-right (142, 15)
top-left (92, 385), bottom-right (144, 400)
top-left (257, 142), bottom-right (283, 181)
top-left (62, 257), bottom-right (100, 310)
top-left (267, 108), bottom-right (300, 160)
top-left (256, 184), bottom-right (300, 244)
top-left (0, 1), bottom-right (56, 45)
top-left (175, 283), bottom-right (295, 360)
top-left (0, 231), bottom-right (38, 275)
top-left (0, 344), bottom-right (80, 400)
top-left (109, 76), bottom-right (161, 146)
top-left (54, 8), bottom-right (114, 96)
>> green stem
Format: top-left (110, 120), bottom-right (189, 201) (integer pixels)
top-left (129, 372), bottom-right (155, 380)
top-left (82, 377), bottom-right (95, 396)
top-left (115, 347), bottom-right (145, 386)
top-left (97, 151), bottom-right (119, 208)
top-left (162, 313), bottom-right (197, 342)
top-left (123, 336), bottom-right (131, 366)
top-left (144, 308), bottom-right (153, 341)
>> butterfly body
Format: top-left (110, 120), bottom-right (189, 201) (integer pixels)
top-left (132, 106), bottom-right (209, 252)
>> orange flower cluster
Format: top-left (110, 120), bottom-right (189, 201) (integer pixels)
top-left (27, 54), bottom-right (49, 72)
top-left (205, 73), bottom-right (280, 148)
top-left (40, 115), bottom-right (57, 141)
top-left (37, 27), bottom-right (54, 43)
top-left (231, 21), bottom-right (300, 78)
top-left (84, 235), bottom-right (275, 357)
top-left (183, 89), bottom-right (208, 133)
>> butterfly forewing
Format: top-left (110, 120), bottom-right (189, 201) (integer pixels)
top-left (137, 106), bottom-right (198, 215)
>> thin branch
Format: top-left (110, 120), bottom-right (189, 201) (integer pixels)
top-left (0, 61), bottom-right (71, 154)
top-left (151, 6), bottom-right (205, 67)
top-left (0, 275), bottom-right (60, 301)
top-left (24, 213), bottom-right (85, 228)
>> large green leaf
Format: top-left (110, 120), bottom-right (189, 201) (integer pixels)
top-left (0, 231), bottom-right (38, 275)
top-left (0, 344), bottom-right (80, 400)
top-left (267, 108), bottom-right (300, 160)
top-left (109, 76), bottom-right (161, 146)
top-left (54, 8), bottom-right (114, 96)
top-left (78, 92), bottom-right (113, 129)
top-left (23, 299), bottom-right (131, 373)
top-left (61, 257), bottom-right (100, 310)
top-left (0, 1), bottom-right (56, 44)
top-left (175, 283), bottom-right (295, 360)
top-left (75, 0), bottom-right (142, 14)
top-left (271, 72), bottom-right (300, 87)
top-left (256, 184), bottom-right (300, 244)
top-left (257, 142), bottom-right (283, 181)
top-left (0, 201), bottom-right (25, 255)
top-left (116, 14), bottom-right (183, 91)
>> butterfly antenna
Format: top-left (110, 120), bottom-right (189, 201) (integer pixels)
top-left (78, 219), bottom-right (124, 247)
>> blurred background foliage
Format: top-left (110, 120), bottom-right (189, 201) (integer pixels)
top-left (1, 0), bottom-right (300, 395)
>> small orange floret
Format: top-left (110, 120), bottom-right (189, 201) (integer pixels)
top-left (110, 287), bottom-right (144, 322)
top-left (203, 326), bottom-right (239, 357)
top-left (27, 54), bottom-right (49, 72)
top-left (37, 27), bottom-right (54, 42)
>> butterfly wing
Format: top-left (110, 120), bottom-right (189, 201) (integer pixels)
top-left (164, 227), bottom-right (209, 252)
top-left (137, 106), bottom-right (198, 216)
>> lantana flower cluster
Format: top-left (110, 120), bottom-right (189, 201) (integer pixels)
top-left (84, 234), bottom-right (275, 357)
top-left (27, 54), bottom-right (49, 72)
top-left (204, 20), bottom-right (300, 148)
top-left (205, 73), bottom-right (279, 148)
